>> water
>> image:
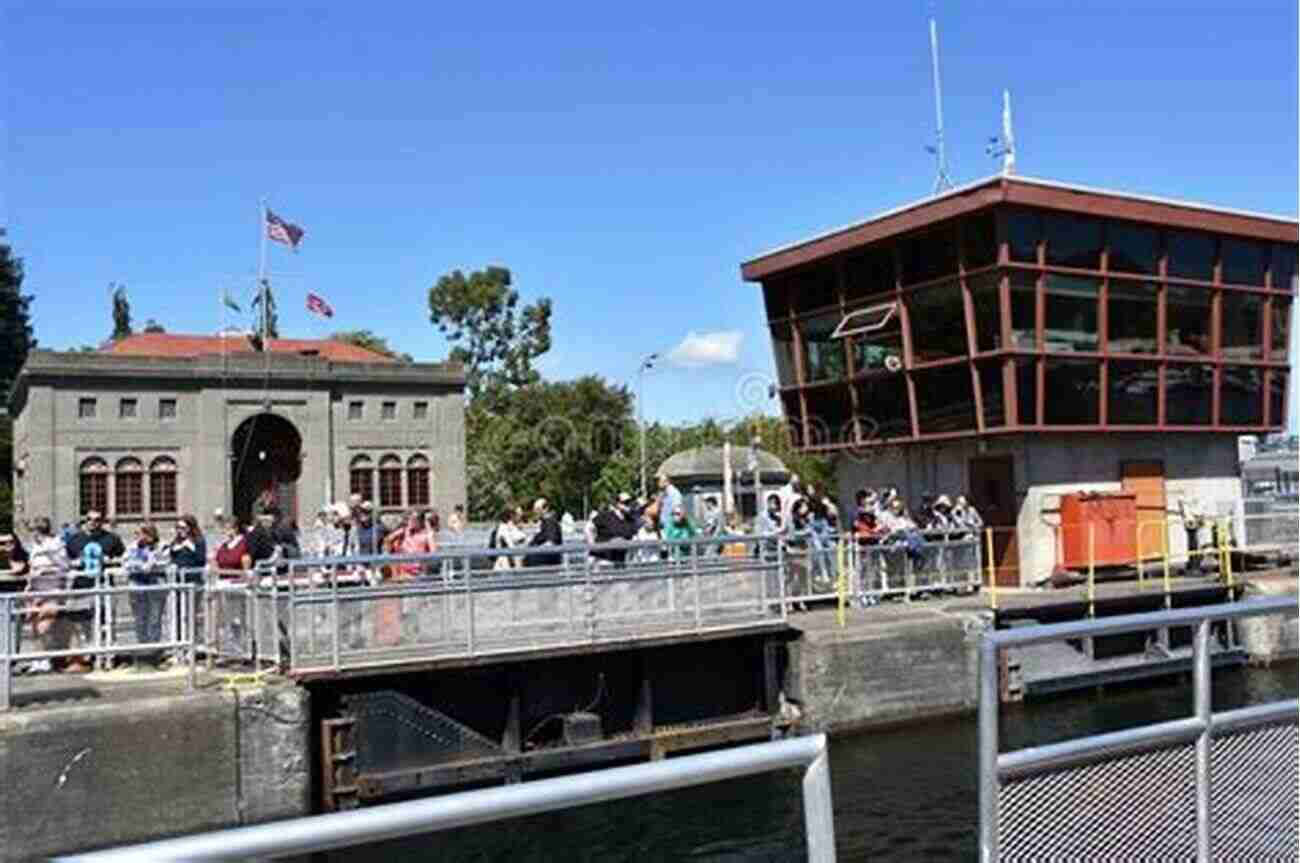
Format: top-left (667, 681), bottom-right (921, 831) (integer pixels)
top-left (340, 663), bottom-right (1297, 862)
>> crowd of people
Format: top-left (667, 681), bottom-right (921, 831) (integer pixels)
top-left (0, 474), bottom-right (990, 673)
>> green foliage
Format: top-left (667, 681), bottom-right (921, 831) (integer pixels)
top-left (427, 266), bottom-right (552, 400)
top-left (249, 281), bottom-right (280, 340)
top-left (330, 329), bottom-right (412, 362)
top-left (0, 481), bottom-right (11, 534)
top-left (0, 240), bottom-right (36, 392)
top-left (110, 282), bottom-right (133, 340)
top-left (465, 375), bottom-right (633, 520)
top-left (0, 414), bottom-right (11, 533)
top-left (143, 318), bottom-right (166, 333)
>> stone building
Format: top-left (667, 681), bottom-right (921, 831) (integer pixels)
top-left (742, 174), bottom-right (1297, 585)
top-left (8, 333), bottom-right (466, 529)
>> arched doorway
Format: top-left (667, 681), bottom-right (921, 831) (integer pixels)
top-left (231, 413), bottom-right (303, 525)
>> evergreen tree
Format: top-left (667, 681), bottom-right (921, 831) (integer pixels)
top-left (110, 282), bottom-right (133, 340)
top-left (251, 280), bottom-right (279, 340)
top-left (0, 238), bottom-right (36, 392)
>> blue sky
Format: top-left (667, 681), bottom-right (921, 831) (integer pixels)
top-left (3, 1), bottom-right (1297, 427)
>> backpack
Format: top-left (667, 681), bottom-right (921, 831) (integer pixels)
top-left (488, 526), bottom-right (499, 549)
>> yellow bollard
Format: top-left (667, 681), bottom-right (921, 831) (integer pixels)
top-left (1136, 520), bottom-right (1146, 591)
top-left (1219, 518), bottom-right (1234, 591)
top-left (1087, 522), bottom-right (1096, 619)
top-left (836, 540), bottom-right (847, 628)
top-left (1160, 523), bottom-right (1172, 610)
top-left (984, 528), bottom-right (998, 611)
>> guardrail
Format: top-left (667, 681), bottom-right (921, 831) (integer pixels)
top-left (217, 533), bottom-right (787, 676)
top-left (978, 596), bottom-right (1299, 862)
top-left (775, 531), bottom-right (983, 611)
top-left (53, 732), bottom-right (836, 862)
top-left (0, 575), bottom-right (198, 710)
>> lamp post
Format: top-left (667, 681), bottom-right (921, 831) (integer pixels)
top-left (638, 353), bottom-right (659, 498)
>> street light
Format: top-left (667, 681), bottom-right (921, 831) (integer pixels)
top-left (638, 353), bottom-right (659, 498)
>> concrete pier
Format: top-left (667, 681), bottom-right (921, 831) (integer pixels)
top-left (784, 602), bottom-right (991, 733)
top-left (0, 675), bottom-right (311, 862)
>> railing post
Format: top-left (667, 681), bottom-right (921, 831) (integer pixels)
top-left (466, 556), bottom-right (476, 656)
top-left (331, 565), bottom-right (341, 671)
top-left (984, 528), bottom-right (998, 611)
top-left (1161, 523), bottom-right (1172, 611)
top-left (1, 595), bottom-right (12, 712)
top-left (776, 535), bottom-right (787, 621)
top-left (1193, 618), bottom-right (1212, 863)
top-left (835, 540), bottom-right (846, 628)
top-left (691, 541), bottom-right (702, 632)
top-left (1087, 522), bottom-right (1096, 620)
top-left (187, 586), bottom-right (197, 692)
top-left (1219, 518), bottom-right (1234, 590)
top-left (978, 635), bottom-right (999, 862)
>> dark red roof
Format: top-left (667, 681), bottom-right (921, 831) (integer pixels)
top-left (102, 333), bottom-right (397, 363)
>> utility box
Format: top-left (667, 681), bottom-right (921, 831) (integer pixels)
top-left (1060, 492), bottom-right (1138, 569)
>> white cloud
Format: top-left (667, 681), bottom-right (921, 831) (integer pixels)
top-left (667, 330), bottom-right (744, 367)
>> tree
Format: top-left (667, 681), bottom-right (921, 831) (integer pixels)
top-left (463, 376), bottom-right (633, 520)
top-left (427, 266), bottom-right (552, 400)
top-left (143, 319), bottom-right (166, 334)
top-left (330, 329), bottom-right (412, 362)
top-left (251, 280), bottom-right (279, 340)
top-left (0, 238), bottom-right (36, 393)
top-left (110, 282), bottom-right (133, 340)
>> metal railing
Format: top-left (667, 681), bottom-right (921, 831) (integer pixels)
top-left (215, 533), bottom-right (787, 676)
top-left (775, 531), bottom-right (983, 610)
top-left (0, 574), bottom-right (198, 710)
top-left (54, 732), bottom-right (836, 862)
top-left (978, 596), bottom-right (1299, 862)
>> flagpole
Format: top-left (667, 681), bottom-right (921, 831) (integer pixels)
top-left (258, 198), bottom-right (269, 349)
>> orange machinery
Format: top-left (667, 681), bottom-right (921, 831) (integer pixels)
top-left (1059, 492), bottom-right (1138, 570)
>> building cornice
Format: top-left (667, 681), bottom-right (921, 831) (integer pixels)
top-left (9, 350), bottom-right (466, 410)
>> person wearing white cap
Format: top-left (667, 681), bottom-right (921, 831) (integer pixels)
top-left (591, 493), bottom-right (638, 566)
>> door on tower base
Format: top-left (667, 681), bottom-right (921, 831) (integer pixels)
top-left (969, 455), bottom-right (1020, 587)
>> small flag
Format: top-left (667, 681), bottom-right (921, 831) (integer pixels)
top-left (222, 291), bottom-right (242, 313)
top-left (306, 292), bottom-right (334, 319)
top-left (265, 209), bottom-right (305, 251)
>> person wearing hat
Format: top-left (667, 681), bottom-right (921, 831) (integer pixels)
top-left (591, 493), bottom-right (638, 567)
top-left (524, 498), bottom-right (563, 568)
top-left (927, 495), bottom-right (954, 533)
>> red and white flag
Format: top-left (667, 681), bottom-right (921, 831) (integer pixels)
top-left (266, 209), bottom-right (305, 251)
top-left (306, 292), bottom-right (334, 319)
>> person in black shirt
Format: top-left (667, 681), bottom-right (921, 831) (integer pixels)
top-left (246, 511), bottom-right (279, 565)
top-left (525, 498), bottom-right (564, 568)
top-left (591, 493), bottom-right (638, 566)
top-left (66, 511), bottom-right (126, 586)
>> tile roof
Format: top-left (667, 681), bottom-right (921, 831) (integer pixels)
top-left (102, 333), bottom-right (397, 363)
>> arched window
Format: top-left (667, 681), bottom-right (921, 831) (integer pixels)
top-left (406, 454), bottom-right (431, 507)
top-left (79, 457), bottom-right (109, 516)
top-left (349, 455), bottom-right (374, 503)
top-left (378, 455), bottom-right (403, 509)
top-left (114, 457), bottom-right (144, 516)
top-left (149, 456), bottom-right (178, 515)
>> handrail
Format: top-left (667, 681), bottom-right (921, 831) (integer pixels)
top-left (979, 597), bottom-right (1299, 862)
top-left (55, 734), bottom-right (836, 863)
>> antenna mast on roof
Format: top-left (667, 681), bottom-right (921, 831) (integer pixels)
top-left (986, 89), bottom-right (1017, 175)
top-left (926, 16), bottom-right (953, 194)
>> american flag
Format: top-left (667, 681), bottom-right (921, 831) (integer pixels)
top-left (306, 292), bottom-right (334, 319)
top-left (265, 209), bottom-right (305, 251)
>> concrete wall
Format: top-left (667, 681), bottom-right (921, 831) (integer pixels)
top-left (836, 433), bottom-right (1244, 585)
top-left (0, 684), bottom-right (311, 862)
top-left (784, 608), bottom-right (991, 733)
top-left (331, 385), bottom-right (466, 521)
top-left (1237, 576), bottom-right (1300, 663)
